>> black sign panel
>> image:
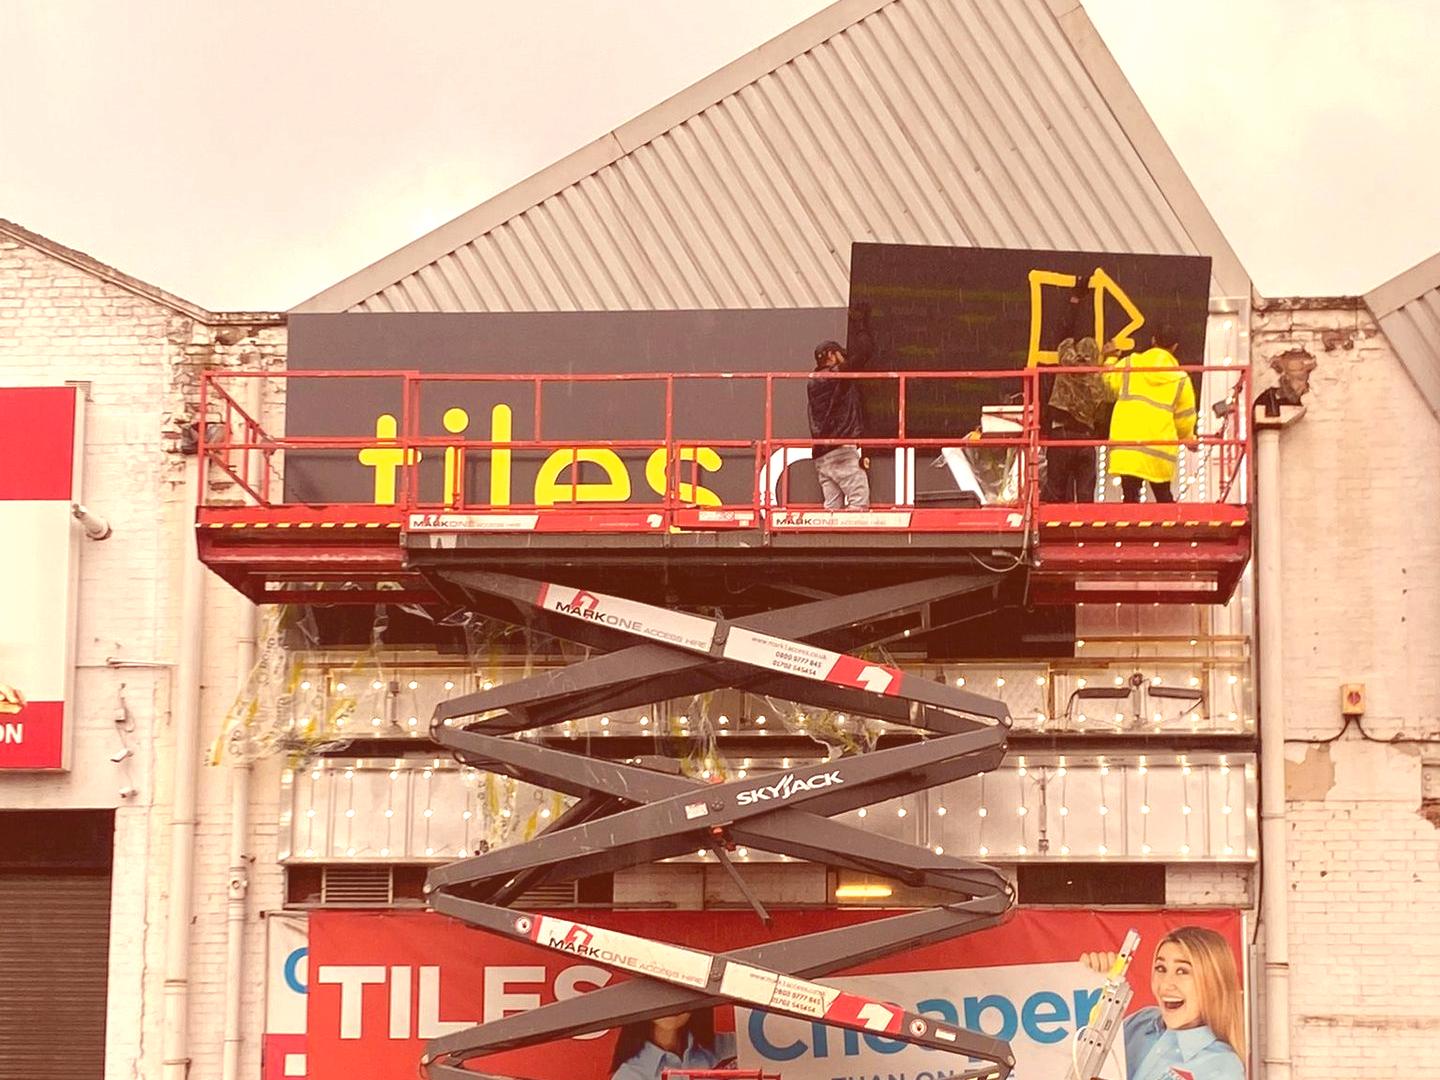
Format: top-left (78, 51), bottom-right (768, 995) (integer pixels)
top-left (280, 246), bottom-right (1209, 507)
top-left (283, 310), bottom-right (845, 506)
top-left (847, 243), bottom-right (1211, 436)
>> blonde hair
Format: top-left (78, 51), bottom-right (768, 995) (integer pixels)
top-left (1158, 926), bottom-right (1247, 1066)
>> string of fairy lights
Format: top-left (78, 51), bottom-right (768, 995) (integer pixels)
top-left (280, 752), bottom-right (1258, 864)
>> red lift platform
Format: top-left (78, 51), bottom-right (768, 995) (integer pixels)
top-left (194, 366), bottom-right (1250, 606)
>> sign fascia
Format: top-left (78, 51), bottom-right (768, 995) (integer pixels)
top-left (0, 384), bottom-right (84, 771)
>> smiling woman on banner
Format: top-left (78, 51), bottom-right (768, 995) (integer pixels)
top-left (609, 1008), bottom-right (737, 1080)
top-left (1081, 926), bottom-right (1246, 1080)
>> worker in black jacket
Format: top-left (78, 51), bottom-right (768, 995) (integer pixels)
top-left (807, 340), bottom-right (870, 510)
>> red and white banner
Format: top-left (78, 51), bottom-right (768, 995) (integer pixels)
top-left (270, 907), bottom-right (1246, 1080)
top-left (0, 385), bottom-right (82, 770)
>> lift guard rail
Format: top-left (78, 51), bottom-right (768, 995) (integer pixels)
top-left (196, 366), bottom-right (1251, 531)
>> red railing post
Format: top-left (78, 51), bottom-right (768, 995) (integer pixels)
top-left (664, 374), bottom-right (676, 521)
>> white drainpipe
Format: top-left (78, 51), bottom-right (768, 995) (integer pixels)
top-left (221, 598), bottom-right (257, 1080)
top-left (1255, 402), bottom-right (1305, 1080)
top-left (162, 463), bottom-right (207, 1079)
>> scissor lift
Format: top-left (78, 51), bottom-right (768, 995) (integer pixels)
top-left (419, 570), bottom-right (1020, 1080)
top-left (189, 363), bottom-right (1255, 1079)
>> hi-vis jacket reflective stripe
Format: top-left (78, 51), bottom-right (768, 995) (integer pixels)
top-left (1102, 347), bottom-right (1197, 484)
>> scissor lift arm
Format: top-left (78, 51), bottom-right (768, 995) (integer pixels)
top-left (422, 570), bottom-right (1021, 1080)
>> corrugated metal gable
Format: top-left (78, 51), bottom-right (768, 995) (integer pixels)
top-left (298, 0), bottom-right (1245, 314)
top-left (1367, 252), bottom-right (1440, 417)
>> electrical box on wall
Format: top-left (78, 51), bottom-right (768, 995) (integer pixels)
top-left (1340, 683), bottom-right (1366, 717)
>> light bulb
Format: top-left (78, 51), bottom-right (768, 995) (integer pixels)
top-left (384, 809), bottom-right (393, 818)
top-left (897, 807), bottom-right (907, 818)
top-left (934, 845), bottom-right (944, 855)
top-left (977, 807), bottom-right (987, 818)
top-left (1035, 675), bottom-right (1047, 686)
top-left (1059, 806), bottom-right (1069, 817)
top-left (995, 676), bottom-right (1006, 688)
top-left (408, 680), bottom-right (418, 690)
top-left (1140, 804), bottom-right (1151, 814)
top-left (1098, 805), bottom-right (1109, 816)
top-left (462, 810), bottom-right (472, 821)
top-left (1182, 805), bottom-right (1192, 815)
top-left (345, 808), bottom-right (355, 818)
top-left (1180, 844), bottom-right (1191, 855)
top-left (955, 676), bottom-right (966, 687)
top-left (1141, 843), bottom-right (1152, 855)
top-left (1097, 844), bottom-right (1108, 856)
top-left (1017, 844), bottom-right (1028, 855)
top-left (443, 680), bottom-right (454, 691)
top-left (1060, 844), bottom-right (1070, 855)
top-left (423, 808), bottom-right (433, 818)
top-left (1017, 806), bottom-right (1028, 817)
top-left (372, 680), bottom-right (383, 690)
top-left (857, 808), bottom-right (867, 818)
top-left (346, 847), bottom-right (357, 857)
top-left (737, 848), bottom-right (749, 858)
top-left (300, 680), bottom-right (311, 691)
top-left (335, 682), bottom-right (346, 692)
top-left (1222, 805), bottom-right (1233, 815)
top-left (380, 847), bottom-right (390, 857)
top-left (936, 806), bottom-right (947, 816)
top-left (1077, 678), bottom-right (1088, 689)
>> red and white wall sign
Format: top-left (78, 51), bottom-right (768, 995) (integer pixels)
top-left (267, 907), bottom-right (1248, 1080)
top-left (0, 385), bottom-right (83, 771)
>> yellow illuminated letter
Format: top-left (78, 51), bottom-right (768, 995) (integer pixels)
top-left (358, 414), bottom-right (421, 505)
top-left (442, 407), bottom-right (469, 506)
top-left (1089, 267), bottom-right (1145, 354)
top-left (646, 446), bottom-right (722, 506)
top-left (533, 448), bottom-right (631, 505)
top-left (489, 404), bottom-right (512, 507)
top-left (1027, 270), bottom-right (1078, 367)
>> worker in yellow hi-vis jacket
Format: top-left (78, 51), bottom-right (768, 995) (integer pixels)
top-left (1102, 326), bottom-right (1198, 503)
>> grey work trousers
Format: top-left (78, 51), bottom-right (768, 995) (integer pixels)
top-left (814, 445), bottom-right (870, 509)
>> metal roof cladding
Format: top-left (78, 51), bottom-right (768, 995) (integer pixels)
top-left (1365, 251), bottom-right (1440, 418)
top-left (294, 0), bottom-right (1250, 315)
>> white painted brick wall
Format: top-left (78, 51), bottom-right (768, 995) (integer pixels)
top-left (0, 226), bottom-right (286, 1080)
top-left (1255, 300), bottom-right (1440, 1079)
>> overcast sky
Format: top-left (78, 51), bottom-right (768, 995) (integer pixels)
top-left (2, 1), bottom-right (1436, 310)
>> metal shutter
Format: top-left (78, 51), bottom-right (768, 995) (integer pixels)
top-left (0, 871), bottom-right (111, 1079)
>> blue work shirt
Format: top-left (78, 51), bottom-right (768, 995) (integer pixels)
top-left (610, 1032), bottom-right (733, 1080)
top-left (1123, 1006), bottom-right (1245, 1080)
